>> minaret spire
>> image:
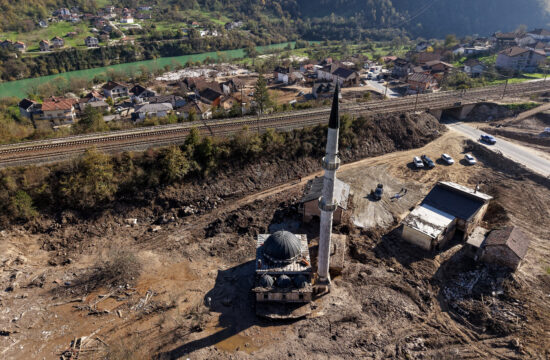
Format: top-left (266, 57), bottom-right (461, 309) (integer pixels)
top-left (317, 83), bottom-right (341, 287)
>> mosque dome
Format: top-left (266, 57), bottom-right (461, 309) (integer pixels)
top-left (259, 274), bottom-right (274, 288)
top-left (263, 231), bottom-right (301, 263)
top-left (276, 274), bottom-right (292, 288)
top-left (293, 275), bottom-right (308, 288)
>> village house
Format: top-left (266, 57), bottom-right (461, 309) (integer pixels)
top-left (38, 20), bottom-right (48, 28)
top-left (225, 21), bottom-right (243, 30)
top-left (221, 78), bottom-right (244, 95)
top-left (18, 99), bottom-right (40, 119)
top-left (496, 47), bottom-right (546, 72)
top-left (423, 60), bottom-right (454, 75)
top-left (416, 41), bottom-right (431, 52)
top-left (463, 45), bottom-right (492, 56)
top-left (516, 35), bottom-right (538, 48)
top-left (451, 44), bottom-right (465, 56)
top-left (332, 67), bottom-right (359, 87)
top-left (81, 91), bottom-right (105, 103)
top-left (39, 40), bottom-right (51, 52)
top-left (526, 28), bottom-right (550, 41)
top-left (102, 81), bottom-right (129, 99)
top-left (274, 66), bottom-right (293, 84)
top-left (463, 59), bottom-right (486, 77)
top-left (147, 95), bottom-right (186, 109)
top-left (133, 103), bottom-right (173, 121)
top-left (401, 182), bottom-right (492, 251)
top-left (407, 73), bottom-right (438, 93)
top-left (51, 36), bottom-right (64, 48)
top-left (0, 40), bottom-right (13, 49)
top-left (312, 81), bottom-right (338, 99)
top-left (492, 32), bottom-right (517, 48)
top-left (78, 100), bottom-right (109, 113)
top-left (85, 36), bottom-right (99, 47)
top-left (478, 226), bottom-right (532, 270)
top-left (120, 15), bottom-right (134, 23)
top-left (36, 97), bottom-right (77, 124)
top-left (415, 51), bottom-right (441, 65)
top-left (199, 88), bottom-right (223, 107)
top-left (130, 85), bottom-right (156, 102)
top-left (301, 177), bottom-right (350, 225)
top-left (14, 41), bottom-right (26, 52)
top-left (316, 63), bottom-right (359, 86)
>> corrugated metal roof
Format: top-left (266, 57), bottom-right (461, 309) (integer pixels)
top-left (403, 204), bottom-right (455, 239)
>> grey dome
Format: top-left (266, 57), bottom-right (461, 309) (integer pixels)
top-left (276, 274), bottom-right (292, 288)
top-left (293, 275), bottom-right (308, 288)
top-left (263, 231), bottom-right (301, 263)
top-left (259, 274), bottom-right (274, 288)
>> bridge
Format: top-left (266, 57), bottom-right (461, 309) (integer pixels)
top-left (0, 80), bottom-right (548, 168)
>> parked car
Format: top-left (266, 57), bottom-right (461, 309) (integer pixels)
top-left (421, 155), bottom-right (435, 169)
top-left (413, 156), bottom-right (424, 168)
top-left (441, 153), bottom-right (454, 165)
top-left (480, 134), bottom-right (496, 144)
top-left (464, 154), bottom-right (477, 165)
top-left (372, 184), bottom-right (384, 200)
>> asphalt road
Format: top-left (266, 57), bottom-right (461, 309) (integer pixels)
top-left (447, 122), bottom-right (550, 177)
top-left (366, 80), bottom-right (400, 98)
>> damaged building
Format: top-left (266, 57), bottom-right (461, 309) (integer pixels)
top-left (301, 176), bottom-right (350, 225)
top-left (477, 226), bottom-right (532, 270)
top-left (401, 181), bottom-right (492, 251)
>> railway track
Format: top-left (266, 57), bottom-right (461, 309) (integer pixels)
top-left (0, 80), bottom-right (548, 168)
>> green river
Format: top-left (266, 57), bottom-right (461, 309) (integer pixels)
top-left (0, 42), bottom-right (297, 99)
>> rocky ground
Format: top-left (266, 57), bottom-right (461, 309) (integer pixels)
top-left (0, 110), bottom-right (549, 359)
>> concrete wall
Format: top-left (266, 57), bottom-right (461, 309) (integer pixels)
top-left (480, 245), bottom-right (521, 270)
top-left (303, 200), bottom-right (343, 225)
top-left (401, 225), bottom-right (433, 251)
top-left (256, 291), bottom-right (312, 303)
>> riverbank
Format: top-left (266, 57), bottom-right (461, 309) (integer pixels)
top-left (0, 42), bottom-right (297, 99)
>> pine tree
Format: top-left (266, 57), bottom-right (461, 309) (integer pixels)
top-left (253, 74), bottom-right (271, 115)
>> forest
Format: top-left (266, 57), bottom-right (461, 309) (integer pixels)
top-left (1, 0), bottom-right (547, 37)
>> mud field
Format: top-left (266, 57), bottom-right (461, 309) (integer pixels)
top-left (1, 129), bottom-right (549, 359)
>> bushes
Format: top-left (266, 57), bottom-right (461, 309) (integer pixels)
top-left (58, 148), bottom-right (116, 210)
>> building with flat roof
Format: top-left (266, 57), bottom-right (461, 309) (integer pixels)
top-left (401, 182), bottom-right (492, 251)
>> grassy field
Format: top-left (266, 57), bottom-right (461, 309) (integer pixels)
top-left (0, 22), bottom-right (93, 51)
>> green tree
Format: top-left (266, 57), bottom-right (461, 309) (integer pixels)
top-left (253, 74), bottom-right (272, 114)
top-left (77, 105), bottom-right (107, 133)
top-left (10, 190), bottom-right (37, 221)
top-left (59, 148), bottom-right (116, 209)
top-left (158, 146), bottom-right (190, 183)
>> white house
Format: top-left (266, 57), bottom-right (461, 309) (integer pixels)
top-left (134, 103), bottom-right (173, 121)
top-left (102, 81), bottom-right (129, 99)
top-left (496, 47), bottom-right (546, 72)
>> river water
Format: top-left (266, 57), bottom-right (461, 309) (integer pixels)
top-left (0, 42), bottom-right (297, 99)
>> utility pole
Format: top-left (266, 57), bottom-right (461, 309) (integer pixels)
top-left (501, 78), bottom-right (509, 99)
top-left (414, 90), bottom-right (420, 112)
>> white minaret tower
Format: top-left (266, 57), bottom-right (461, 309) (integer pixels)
top-left (317, 83), bottom-right (340, 286)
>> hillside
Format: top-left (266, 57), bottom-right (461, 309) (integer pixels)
top-left (0, 0), bottom-right (548, 39)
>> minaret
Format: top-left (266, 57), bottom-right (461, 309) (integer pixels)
top-left (317, 83), bottom-right (340, 286)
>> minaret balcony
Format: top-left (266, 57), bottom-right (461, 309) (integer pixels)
top-left (322, 156), bottom-right (340, 171)
top-left (318, 197), bottom-right (337, 212)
